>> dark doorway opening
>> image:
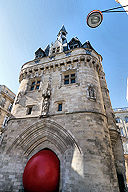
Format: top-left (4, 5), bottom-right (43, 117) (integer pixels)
top-left (117, 172), bottom-right (126, 192)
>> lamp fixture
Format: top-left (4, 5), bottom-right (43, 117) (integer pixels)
top-left (87, 4), bottom-right (128, 28)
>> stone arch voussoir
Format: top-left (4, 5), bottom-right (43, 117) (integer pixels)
top-left (6, 119), bottom-right (81, 157)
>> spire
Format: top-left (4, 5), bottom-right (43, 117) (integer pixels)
top-left (57, 25), bottom-right (67, 37)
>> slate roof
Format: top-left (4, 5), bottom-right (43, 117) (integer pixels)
top-left (34, 27), bottom-right (97, 59)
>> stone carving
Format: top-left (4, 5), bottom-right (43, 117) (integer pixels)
top-left (41, 84), bottom-right (51, 116)
top-left (0, 115), bottom-right (9, 144)
top-left (34, 72), bottom-right (39, 78)
top-left (15, 91), bottom-right (25, 104)
top-left (0, 96), bottom-right (6, 108)
top-left (86, 55), bottom-right (91, 62)
top-left (87, 85), bottom-right (96, 101)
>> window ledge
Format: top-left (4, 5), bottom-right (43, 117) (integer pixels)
top-left (26, 89), bottom-right (41, 93)
top-left (59, 82), bottom-right (80, 89)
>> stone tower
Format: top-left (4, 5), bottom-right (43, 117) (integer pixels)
top-left (0, 26), bottom-right (127, 192)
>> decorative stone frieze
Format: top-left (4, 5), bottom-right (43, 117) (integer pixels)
top-left (19, 53), bottom-right (101, 83)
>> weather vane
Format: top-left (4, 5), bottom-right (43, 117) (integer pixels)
top-left (87, 3), bottom-right (128, 28)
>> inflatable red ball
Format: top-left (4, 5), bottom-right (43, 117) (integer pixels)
top-left (23, 149), bottom-right (60, 192)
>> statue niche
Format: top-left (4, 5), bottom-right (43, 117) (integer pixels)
top-left (41, 84), bottom-right (51, 117)
top-left (87, 85), bottom-right (96, 101)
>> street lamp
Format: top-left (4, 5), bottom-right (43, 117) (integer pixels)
top-left (87, 4), bottom-right (128, 28)
top-left (87, 10), bottom-right (103, 28)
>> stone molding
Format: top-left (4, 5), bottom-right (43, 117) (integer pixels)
top-left (8, 109), bottom-right (107, 121)
top-left (6, 119), bottom-right (81, 157)
top-left (19, 54), bottom-right (101, 83)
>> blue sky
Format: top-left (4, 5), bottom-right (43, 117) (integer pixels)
top-left (0, 0), bottom-right (128, 108)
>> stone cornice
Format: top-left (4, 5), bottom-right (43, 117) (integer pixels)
top-left (19, 52), bottom-right (102, 82)
top-left (21, 47), bottom-right (102, 70)
top-left (9, 109), bottom-right (107, 121)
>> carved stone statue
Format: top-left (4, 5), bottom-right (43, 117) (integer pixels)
top-left (41, 84), bottom-right (51, 117)
top-left (42, 97), bottom-right (50, 116)
top-left (87, 85), bottom-right (96, 101)
top-left (89, 87), bottom-right (95, 98)
top-left (0, 96), bottom-right (6, 108)
top-left (15, 91), bottom-right (25, 104)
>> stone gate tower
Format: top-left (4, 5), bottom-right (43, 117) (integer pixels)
top-left (0, 26), bottom-right (127, 192)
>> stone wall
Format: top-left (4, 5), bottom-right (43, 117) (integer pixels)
top-left (0, 113), bottom-right (120, 192)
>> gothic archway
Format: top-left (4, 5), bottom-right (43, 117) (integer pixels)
top-left (6, 119), bottom-right (81, 156)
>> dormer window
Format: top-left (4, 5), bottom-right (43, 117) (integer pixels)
top-left (52, 48), bottom-right (55, 54)
top-left (74, 44), bottom-right (78, 48)
top-left (69, 37), bottom-right (82, 50)
top-left (52, 47), bottom-right (60, 54)
top-left (35, 48), bottom-right (45, 59)
top-left (56, 47), bottom-right (60, 53)
top-left (70, 44), bottom-right (78, 49)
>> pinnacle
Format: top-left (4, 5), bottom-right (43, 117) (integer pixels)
top-left (58, 25), bottom-right (67, 36)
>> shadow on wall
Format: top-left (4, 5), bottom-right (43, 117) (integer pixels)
top-left (117, 171), bottom-right (127, 192)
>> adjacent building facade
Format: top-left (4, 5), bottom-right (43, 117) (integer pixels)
top-left (0, 26), bottom-right (127, 192)
top-left (0, 85), bottom-right (15, 136)
top-left (114, 107), bottom-right (128, 186)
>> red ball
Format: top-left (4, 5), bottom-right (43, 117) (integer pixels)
top-left (23, 149), bottom-right (60, 192)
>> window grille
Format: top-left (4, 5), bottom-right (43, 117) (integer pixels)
top-left (64, 73), bottom-right (76, 85)
top-left (30, 80), bottom-right (40, 91)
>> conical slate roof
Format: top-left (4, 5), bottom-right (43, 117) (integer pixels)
top-left (58, 25), bottom-right (67, 36)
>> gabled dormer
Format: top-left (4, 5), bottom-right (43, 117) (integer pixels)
top-left (68, 37), bottom-right (82, 50)
top-left (44, 45), bottom-right (50, 56)
top-left (82, 41), bottom-right (94, 50)
top-left (35, 48), bottom-right (46, 59)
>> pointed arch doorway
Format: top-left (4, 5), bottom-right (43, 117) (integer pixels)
top-left (23, 149), bottom-right (60, 192)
